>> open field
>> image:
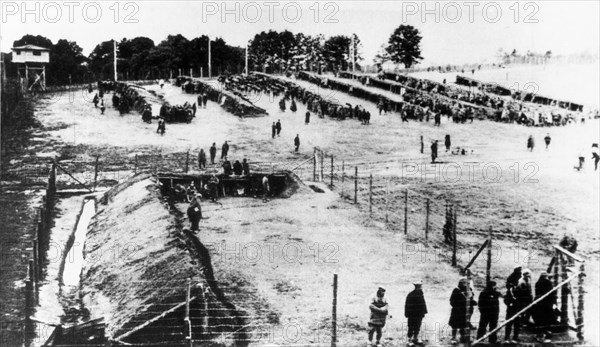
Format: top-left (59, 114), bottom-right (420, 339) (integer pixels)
top-left (1, 63), bottom-right (599, 346)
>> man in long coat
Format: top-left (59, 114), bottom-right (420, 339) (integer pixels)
top-left (186, 195), bottom-right (202, 231)
top-left (405, 280), bottom-right (428, 345)
top-left (449, 278), bottom-right (476, 344)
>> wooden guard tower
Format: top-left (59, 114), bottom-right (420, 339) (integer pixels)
top-left (11, 44), bottom-right (50, 91)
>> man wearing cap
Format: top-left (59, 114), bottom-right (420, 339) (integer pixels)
top-left (506, 266), bottom-right (522, 291)
top-left (477, 281), bottom-right (500, 343)
top-left (368, 287), bottom-right (389, 346)
top-left (449, 278), bottom-right (476, 344)
top-left (405, 280), bottom-right (428, 345)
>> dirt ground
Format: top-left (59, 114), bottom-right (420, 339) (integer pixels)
top-left (1, 69), bottom-right (599, 346)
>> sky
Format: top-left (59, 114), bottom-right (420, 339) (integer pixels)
top-left (1, 1), bottom-right (599, 66)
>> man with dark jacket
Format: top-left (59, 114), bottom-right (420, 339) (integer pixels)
top-left (368, 287), bottom-right (388, 347)
top-left (477, 281), bottom-right (501, 343)
top-left (233, 160), bottom-right (243, 176)
top-left (533, 272), bottom-right (556, 341)
top-left (221, 141), bottom-right (229, 160)
top-left (431, 140), bottom-right (439, 163)
top-left (449, 278), bottom-right (477, 344)
top-left (276, 120), bottom-right (282, 136)
top-left (271, 122), bottom-right (276, 139)
top-left (505, 268), bottom-right (532, 343)
top-left (294, 134), bottom-right (300, 152)
top-left (242, 158), bottom-right (250, 175)
top-left (405, 280), bottom-right (428, 345)
top-left (186, 195), bottom-right (202, 231)
top-left (209, 143), bottom-right (217, 164)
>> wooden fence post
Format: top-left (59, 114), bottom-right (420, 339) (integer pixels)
top-left (554, 249), bottom-right (560, 287)
top-left (486, 227), bottom-right (492, 283)
top-left (93, 155), bottom-right (99, 191)
top-left (404, 189), bottom-right (408, 234)
top-left (331, 274), bottom-right (338, 347)
top-left (185, 151), bottom-right (190, 173)
top-left (354, 167), bottom-right (358, 204)
top-left (385, 178), bottom-right (390, 223)
top-left (425, 198), bottom-right (430, 239)
top-left (576, 263), bottom-right (585, 342)
top-left (369, 174), bottom-right (373, 214)
top-left (452, 206), bottom-right (457, 266)
top-left (341, 161), bottom-right (345, 197)
top-left (313, 148), bottom-right (317, 181)
top-left (330, 155), bottom-right (334, 187)
top-left (560, 254), bottom-right (569, 326)
top-left (320, 152), bottom-right (324, 182)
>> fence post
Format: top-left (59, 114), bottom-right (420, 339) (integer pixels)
top-left (369, 174), bottom-right (373, 214)
top-left (354, 167), bottom-right (358, 204)
top-left (385, 178), bottom-right (390, 224)
top-left (553, 249), bottom-right (560, 287)
top-left (32, 242), bottom-right (38, 285)
top-left (331, 274), bottom-right (338, 347)
top-left (486, 227), bottom-right (492, 283)
top-left (576, 263), bottom-right (585, 342)
top-left (560, 254), bottom-right (569, 326)
top-left (425, 198), bottom-right (430, 239)
top-left (420, 135), bottom-right (424, 154)
top-left (330, 155), bottom-right (334, 187)
top-left (93, 155), bottom-right (99, 192)
top-left (320, 152), bottom-right (324, 182)
top-left (185, 151), bottom-right (190, 173)
top-left (452, 206), bottom-right (457, 266)
top-left (341, 160), bottom-right (345, 197)
top-left (313, 148), bottom-right (317, 181)
top-left (134, 154), bottom-right (138, 174)
top-left (404, 189), bottom-right (408, 234)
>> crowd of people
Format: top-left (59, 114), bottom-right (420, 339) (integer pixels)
top-left (367, 265), bottom-right (562, 347)
top-left (220, 73), bottom-right (372, 124)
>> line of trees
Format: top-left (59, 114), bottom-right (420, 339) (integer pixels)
top-left (4, 25), bottom-right (427, 84)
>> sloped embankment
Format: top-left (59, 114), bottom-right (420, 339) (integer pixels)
top-left (79, 173), bottom-right (248, 344)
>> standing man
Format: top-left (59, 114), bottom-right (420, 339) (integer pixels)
top-left (209, 143), bottom-right (217, 164)
top-left (431, 140), bottom-right (439, 163)
top-left (305, 111), bottom-right (311, 125)
top-left (533, 272), bottom-right (556, 342)
top-left (276, 120), bottom-right (282, 137)
top-left (591, 143), bottom-right (599, 171)
top-left (368, 287), bottom-right (389, 347)
top-left (405, 280), bottom-right (428, 346)
top-left (449, 278), bottom-right (476, 344)
top-left (477, 281), bottom-right (501, 344)
top-left (242, 158), bottom-right (250, 175)
top-left (271, 122), bottom-right (276, 139)
top-left (198, 149), bottom-right (207, 170)
top-left (527, 135), bottom-right (535, 152)
top-left (294, 134), bottom-right (300, 152)
top-left (186, 194), bottom-right (202, 231)
top-left (434, 112), bottom-right (441, 126)
top-left (445, 135), bottom-right (451, 152)
top-left (544, 133), bottom-right (551, 150)
top-left (202, 92), bottom-right (208, 108)
top-left (261, 175), bottom-right (270, 202)
top-left (221, 141), bottom-right (229, 160)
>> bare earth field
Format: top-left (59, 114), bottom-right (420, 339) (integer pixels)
top-left (1, 66), bottom-right (599, 346)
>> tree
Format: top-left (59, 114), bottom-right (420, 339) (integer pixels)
top-left (118, 37), bottom-right (155, 80)
top-left (88, 40), bottom-right (116, 80)
top-left (249, 30), bottom-right (296, 73)
top-left (48, 39), bottom-right (87, 84)
top-left (13, 34), bottom-right (52, 49)
top-left (385, 25), bottom-right (423, 68)
top-left (323, 34), bottom-right (362, 71)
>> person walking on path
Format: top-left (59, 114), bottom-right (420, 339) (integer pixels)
top-left (527, 135), bottom-right (535, 152)
top-left (477, 281), bottom-right (501, 344)
top-left (271, 122), bottom-right (276, 139)
top-left (368, 287), bottom-right (389, 347)
top-left (445, 135), bottom-right (451, 152)
top-left (276, 120), bottom-right (282, 136)
top-left (305, 111), bottom-right (311, 124)
top-left (294, 134), bottom-right (300, 152)
top-left (544, 133), bottom-right (551, 150)
top-left (405, 280), bottom-right (428, 346)
top-left (209, 143), bottom-right (217, 164)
